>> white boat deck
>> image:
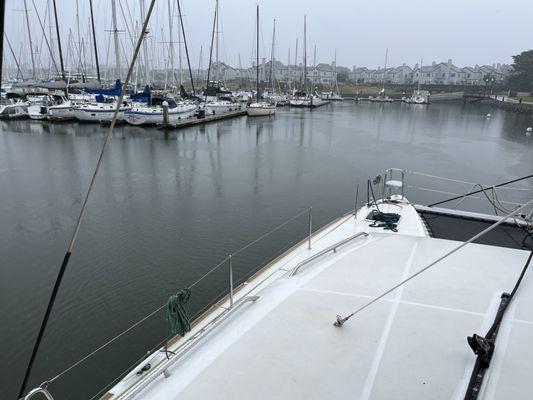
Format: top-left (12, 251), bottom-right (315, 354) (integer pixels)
top-left (108, 199), bottom-right (533, 400)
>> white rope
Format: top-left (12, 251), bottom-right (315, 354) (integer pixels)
top-left (334, 198), bottom-right (533, 327)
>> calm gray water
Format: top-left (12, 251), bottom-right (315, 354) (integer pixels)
top-left (1, 101), bottom-right (532, 399)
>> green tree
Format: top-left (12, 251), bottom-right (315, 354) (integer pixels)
top-left (507, 50), bottom-right (533, 91)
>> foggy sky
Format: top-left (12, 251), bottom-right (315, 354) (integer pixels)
top-left (3, 0), bottom-right (531, 73)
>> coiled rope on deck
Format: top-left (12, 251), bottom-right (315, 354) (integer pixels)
top-left (167, 288), bottom-right (192, 337)
top-left (366, 180), bottom-right (400, 232)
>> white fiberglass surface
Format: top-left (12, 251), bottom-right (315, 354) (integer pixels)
top-left (134, 233), bottom-right (532, 400)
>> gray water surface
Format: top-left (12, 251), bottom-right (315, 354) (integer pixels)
top-left (1, 101), bottom-right (532, 399)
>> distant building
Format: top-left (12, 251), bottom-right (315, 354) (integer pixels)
top-left (165, 58), bottom-right (511, 87)
top-left (307, 63), bottom-right (336, 84)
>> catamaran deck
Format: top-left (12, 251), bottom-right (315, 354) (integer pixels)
top-left (107, 199), bottom-right (532, 400)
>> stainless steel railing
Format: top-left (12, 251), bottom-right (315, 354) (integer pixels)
top-left (23, 386), bottom-right (55, 400)
top-left (33, 205), bottom-right (318, 400)
top-left (120, 295), bottom-right (261, 400)
top-left (289, 232), bottom-right (369, 276)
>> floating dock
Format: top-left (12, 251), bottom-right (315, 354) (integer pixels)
top-left (158, 109), bottom-right (246, 130)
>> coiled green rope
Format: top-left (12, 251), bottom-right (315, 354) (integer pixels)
top-left (166, 288), bottom-right (192, 337)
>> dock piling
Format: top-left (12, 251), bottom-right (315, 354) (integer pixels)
top-left (162, 101), bottom-right (169, 127)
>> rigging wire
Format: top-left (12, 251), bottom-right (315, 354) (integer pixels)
top-left (409, 170), bottom-right (531, 191)
top-left (30, 204), bottom-right (314, 391)
top-left (176, 0), bottom-right (196, 95)
top-left (334, 198), bottom-right (533, 328)
top-left (17, 1), bottom-right (157, 398)
top-left (427, 174), bottom-right (533, 207)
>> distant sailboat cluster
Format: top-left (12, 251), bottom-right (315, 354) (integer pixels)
top-left (0, 0), bottom-right (347, 126)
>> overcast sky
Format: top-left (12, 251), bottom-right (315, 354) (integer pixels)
top-left (3, 0), bottom-right (531, 72)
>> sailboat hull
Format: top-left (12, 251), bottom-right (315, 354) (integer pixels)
top-left (48, 102), bottom-right (77, 121)
top-left (124, 105), bottom-right (198, 126)
top-left (28, 105), bottom-right (48, 120)
top-left (205, 102), bottom-right (240, 115)
top-left (73, 104), bottom-right (129, 123)
top-left (246, 104), bottom-right (276, 116)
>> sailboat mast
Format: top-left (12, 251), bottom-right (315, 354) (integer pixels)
top-left (294, 38), bottom-right (298, 70)
top-left (4, 34), bottom-right (24, 80)
top-left (167, 0), bottom-right (175, 85)
top-left (31, 0), bottom-right (59, 77)
top-left (197, 45), bottom-right (202, 84)
top-left (75, 0), bottom-right (80, 72)
top-left (256, 5), bottom-right (259, 98)
top-left (215, 0), bottom-right (219, 81)
top-left (418, 57), bottom-right (423, 91)
top-left (205, 0), bottom-right (217, 99)
top-left (382, 48), bottom-right (388, 90)
top-left (140, 0), bottom-right (149, 83)
top-left (238, 52), bottom-right (243, 87)
top-left (111, 0), bottom-right (121, 80)
top-left (177, 0), bottom-right (195, 95)
top-left (303, 15), bottom-right (307, 90)
top-left (287, 47), bottom-right (290, 91)
top-left (75, 0), bottom-right (86, 78)
top-left (89, 0), bottom-right (101, 83)
top-left (268, 19), bottom-right (275, 89)
top-left (334, 48), bottom-right (338, 92)
top-left (23, 0), bottom-right (36, 78)
top-left (52, 0), bottom-right (65, 80)
top-left (177, 1), bottom-right (183, 86)
top-left (0, 0), bottom-right (4, 91)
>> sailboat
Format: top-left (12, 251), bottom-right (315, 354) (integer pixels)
top-left (321, 49), bottom-right (343, 101)
top-left (370, 48), bottom-right (394, 103)
top-left (405, 58), bottom-right (430, 104)
top-left (72, 80), bottom-right (130, 123)
top-left (262, 19), bottom-right (288, 106)
top-left (203, 0), bottom-right (240, 115)
top-left (246, 6), bottom-right (276, 117)
top-left (27, 94), bottom-right (72, 120)
top-left (41, 168), bottom-right (533, 400)
top-left (73, 0), bottom-right (130, 123)
top-left (124, 87), bottom-right (197, 126)
top-left (16, 4), bottom-right (533, 398)
top-left (288, 16), bottom-right (327, 108)
top-left (0, 95), bottom-right (29, 119)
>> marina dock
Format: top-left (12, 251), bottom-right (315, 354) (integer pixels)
top-left (158, 109), bottom-right (247, 130)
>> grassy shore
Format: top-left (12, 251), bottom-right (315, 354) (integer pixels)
top-left (514, 95), bottom-right (533, 103)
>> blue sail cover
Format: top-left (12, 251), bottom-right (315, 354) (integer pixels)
top-left (84, 80), bottom-right (122, 97)
top-left (130, 85), bottom-right (151, 104)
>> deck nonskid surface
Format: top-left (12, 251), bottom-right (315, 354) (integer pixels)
top-left (137, 234), bottom-right (532, 400)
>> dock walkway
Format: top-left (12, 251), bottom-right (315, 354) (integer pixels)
top-left (158, 109), bottom-right (246, 130)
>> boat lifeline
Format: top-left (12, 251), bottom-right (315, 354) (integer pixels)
top-left (23, 169), bottom-right (533, 400)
